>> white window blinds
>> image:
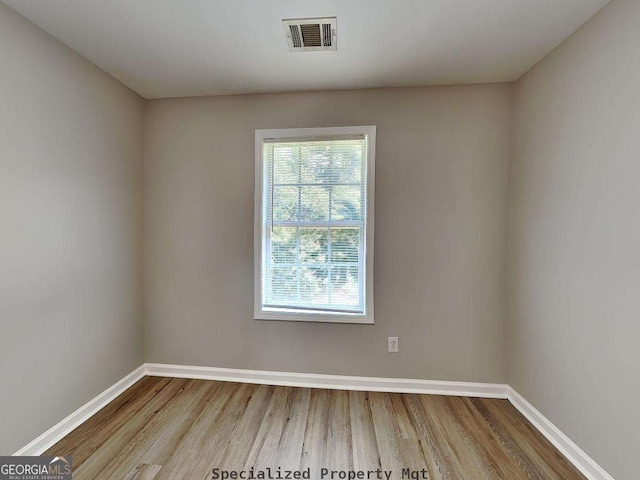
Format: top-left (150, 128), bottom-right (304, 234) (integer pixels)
top-left (261, 137), bottom-right (368, 315)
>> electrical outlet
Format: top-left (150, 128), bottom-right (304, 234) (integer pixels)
top-left (388, 337), bottom-right (399, 353)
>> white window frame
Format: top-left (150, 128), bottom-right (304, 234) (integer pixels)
top-left (254, 126), bottom-right (376, 324)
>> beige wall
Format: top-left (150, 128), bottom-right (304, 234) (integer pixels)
top-left (508, 1), bottom-right (640, 478)
top-left (0, 3), bottom-right (144, 454)
top-left (144, 84), bottom-right (513, 383)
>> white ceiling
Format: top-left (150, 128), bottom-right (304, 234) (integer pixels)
top-left (3, 0), bottom-right (609, 99)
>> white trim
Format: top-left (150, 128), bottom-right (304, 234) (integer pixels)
top-left (13, 365), bottom-right (146, 456)
top-left (254, 126), bottom-right (376, 325)
top-left (507, 387), bottom-right (615, 480)
top-left (144, 363), bottom-right (507, 398)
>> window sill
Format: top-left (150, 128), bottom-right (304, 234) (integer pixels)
top-left (254, 308), bottom-right (374, 324)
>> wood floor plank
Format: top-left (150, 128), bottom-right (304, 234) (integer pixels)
top-left (150, 381), bottom-right (240, 480)
top-left (46, 377), bottom-right (586, 480)
top-left (92, 379), bottom-right (217, 479)
top-left (369, 392), bottom-right (425, 480)
top-left (244, 386), bottom-right (311, 470)
top-left (174, 382), bottom-right (261, 480)
top-left (44, 376), bottom-right (172, 467)
top-left (326, 389), bottom-right (353, 471)
top-left (388, 394), bottom-right (432, 476)
top-left (243, 386), bottom-right (292, 469)
top-left (401, 394), bottom-right (453, 479)
top-left (124, 464), bottom-right (163, 480)
top-left (454, 397), bottom-right (531, 480)
top-left (271, 387), bottom-right (311, 469)
top-left (300, 389), bottom-right (330, 473)
top-left (464, 399), bottom-right (546, 480)
top-left (70, 377), bottom-right (190, 480)
top-left (416, 395), bottom-right (495, 479)
top-left (443, 396), bottom-right (507, 479)
top-left (473, 398), bottom-right (586, 480)
top-left (348, 391), bottom-right (381, 471)
top-left (213, 384), bottom-right (275, 472)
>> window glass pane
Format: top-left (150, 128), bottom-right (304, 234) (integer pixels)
top-left (273, 186), bottom-right (298, 221)
top-left (300, 266), bottom-right (329, 304)
top-left (331, 144), bottom-right (363, 184)
top-left (261, 134), bottom-right (369, 316)
top-left (330, 228), bottom-right (360, 263)
top-left (271, 227), bottom-right (297, 263)
top-left (330, 265), bottom-right (360, 307)
top-left (300, 186), bottom-right (330, 221)
top-left (273, 146), bottom-right (299, 183)
top-left (300, 228), bottom-right (328, 263)
top-left (300, 145), bottom-right (331, 184)
top-left (331, 185), bottom-right (361, 221)
top-left (270, 265), bottom-right (298, 302)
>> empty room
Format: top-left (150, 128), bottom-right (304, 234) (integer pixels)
top-left (1, 0), bottom-right (637, 479)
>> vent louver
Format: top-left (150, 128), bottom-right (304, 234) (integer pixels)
top-left (283, 17), bottom-right (337, 52)
top-left (289, 25), bottom-right (302, 48)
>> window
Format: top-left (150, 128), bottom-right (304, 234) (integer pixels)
top-left (254, 126), bottom-right (375, 323)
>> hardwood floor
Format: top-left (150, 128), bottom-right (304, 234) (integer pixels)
top-left (45, 377), bottom-right (586, 480)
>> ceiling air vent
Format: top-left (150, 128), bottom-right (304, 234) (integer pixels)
top-left (283, 17), bottom-right (337, 52)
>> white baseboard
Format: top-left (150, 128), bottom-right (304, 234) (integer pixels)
top-left (143, 363), bottom-right (509, 398)
top-left (12, 362), bottom-right (614, 480)
top-left (507, 387), bottom-right (614, 480)
top-left (13, 365), bottom-right (146, 456)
